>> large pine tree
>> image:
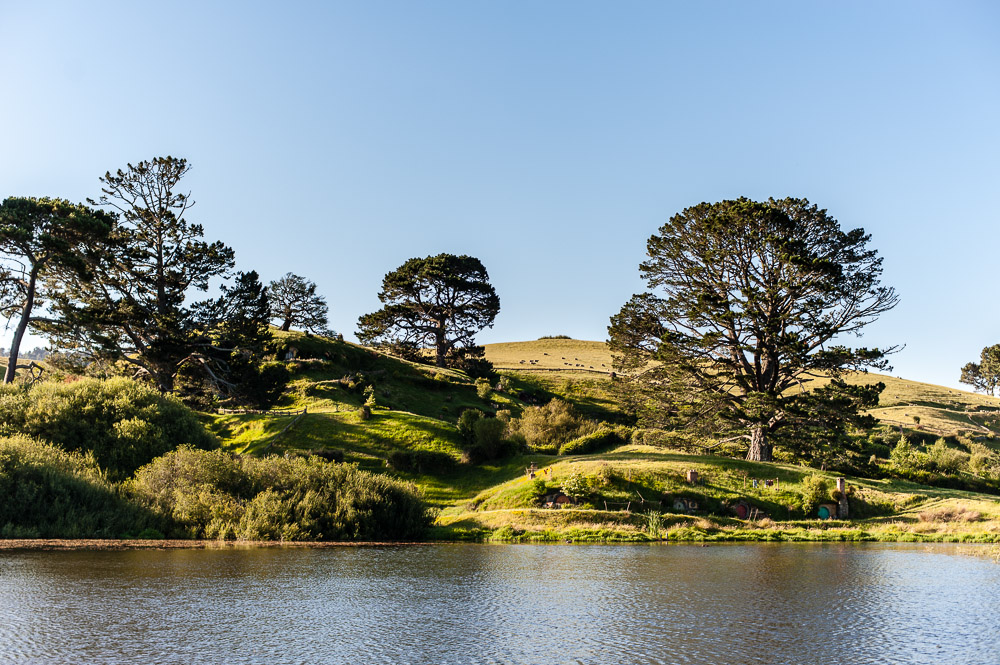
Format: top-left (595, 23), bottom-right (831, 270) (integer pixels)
top-left (609, 197), bottom-right (898, 462)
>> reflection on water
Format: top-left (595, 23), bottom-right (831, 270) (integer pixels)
top-left (1, 543), bottom-right (998, 664)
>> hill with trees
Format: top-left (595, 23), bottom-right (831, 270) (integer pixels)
top-left (4, 175), bottom-right (1000, 543)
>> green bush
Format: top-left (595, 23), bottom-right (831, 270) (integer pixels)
top-left (799, 474), bottom-right (830, 516)
top-left (968, 442), bottom-right (1000, 478)
top-left (507, 398), bottom-right (598, 453)
top-left (889, 436), bottom-right (931, 474)
top-left (458, 409), bottom-right (483, 446)
top-left (0, 436), bottom-right (153, 538)
top-left (0, 378), bottom-right (216, 480)
top-left (560, 472), bottom-right (591, 501)
top-left (475, 378), bottom-right (493, 400)
top-left (927, 438), bottom-right (968, 474)
top-left (128, 446), bottom-right (429, 541)
top-left (559, 426), bottom-right (631, 455)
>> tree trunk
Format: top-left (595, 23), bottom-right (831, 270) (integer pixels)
top-left (280, 318), bottom-right (291, 331)
top-left (746, 425), bottom-right (773, 462)
top-left (434, 323), bottom-right (447, 367)
top-left (4, 268), bottom-right (39, 384)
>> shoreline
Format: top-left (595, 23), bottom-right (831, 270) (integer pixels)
top-left (3, 531), bottom-right (1000, 551)
top-left (0, 539), bottom-right (431, 551)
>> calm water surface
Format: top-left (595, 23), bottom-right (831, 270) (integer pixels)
top-left (1, 543), bottom-right (998, 664)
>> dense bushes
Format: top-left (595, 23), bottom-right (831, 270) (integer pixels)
top-left (457, 409), bottom-right (520, 463)
top-left (129, 447), bottom-right (429, 540)
top-left (0, 436), bottom-right (153, 538)
top-left (507, 399), bottom-right (598, 453)
top-left (885, 436), bottom-right (1000, 493)
top-left (559, 426), bottom-right (631, 455)
top-left (0, 378), bottom-right (216, 480)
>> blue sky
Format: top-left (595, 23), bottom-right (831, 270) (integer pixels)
top-left (2, 1), bottom-right (999, 389)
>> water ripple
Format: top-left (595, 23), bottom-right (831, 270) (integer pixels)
top-left (1, 543), bottom-right (1000, 664)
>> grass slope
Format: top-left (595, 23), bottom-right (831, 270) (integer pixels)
top-left (435, 444), bottom-right (1000, 542)
top-left (210, 333), bottom-right (1000, 541)
top-left (487, 338), bottom-right (1000, 438)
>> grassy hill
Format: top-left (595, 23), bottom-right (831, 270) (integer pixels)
top-left (486, 337), bottom-right (1000, 439)
top-left (205, 333), bottom-right (1000, 541)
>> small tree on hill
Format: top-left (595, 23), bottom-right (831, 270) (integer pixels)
top-left (960, 344), bottom-right (1000, 396)
top-left (267, 272), bottom-right (331, 334)
top-left (608, 197), bottom-right (898, 462)
top-left (357, 254), bottom-right (500, 368)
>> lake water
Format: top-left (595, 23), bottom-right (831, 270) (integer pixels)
top-left (1, 543), bottom-right (999, 664)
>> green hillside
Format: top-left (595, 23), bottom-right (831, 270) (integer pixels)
top-left (206, 333), bottom-right (1000, 541)
top-left (486, 338), bottom-right (1000, 439)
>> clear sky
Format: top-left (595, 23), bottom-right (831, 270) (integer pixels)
top-left (2, 1), bottom-right (998, 389)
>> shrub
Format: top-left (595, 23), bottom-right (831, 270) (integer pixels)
top-left (968, 442), bottom-right (1000, 478)
top-left (456, 409), bottom-right (517, 463)
top-left (0, 378), bottom-right (216, 480)
top-left (475, 377), bottom-right (492, 400)
top-left (799, 474), bottom-right (830, 516)
top-left (507, 398), bottom-right (598, 453)
top-left (927, 438), bottom-right (968, 475)
top-left (473, 417), bottom-right (506, 456)
top-left (559, 426), bottom-right (631, 455)
top-left (0, 436), bottom-right (153, 538)
top-left (458, 409), bottom-right (484, 445)
top-left (888, 436), bottom-right (931, 474)
top-left (560, 472), bottom-right (590, 501)
top-left (529, 478), bottom-right (549, 503)
top-left (128, 446), bottom-right (429, 541)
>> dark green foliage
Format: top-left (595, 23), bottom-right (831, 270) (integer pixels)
top-left (0, 197), bottom-right (113, 383)
top-left (458, 409), bottom-right (484, 446)
top-left (456, 409), bottom-right (516, 463)
top-left (773, 379), bottom-right (885, 471)
top-left (186, 271), bottom-right (288, 408)
top-left (267, 272), bottom-right (331, 334)
top-left (471, 417), bottom-right (508, 460)
top-left (129, 446), bottom-right (429, 540)
top-left (559, 427), bottom-right (630, 455)
top-left (357, 254), bottom-right (500, 368)
top-left (529, 478), bottom-right (550, 502)
top-left (0, 377), bottom-right (216, 480)
top-left (451, 346), bottom-right (496, 379)
top-left (387, 449), bottom-right (457, 474)
top-left (609, 197), bottom-right (898, 462)
top-left (43, 157), bottom-right (236, 393)
top-left (960, 344), bottom-right (1000, 396)
top-left (0, 436), bottom-right (153, 538)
